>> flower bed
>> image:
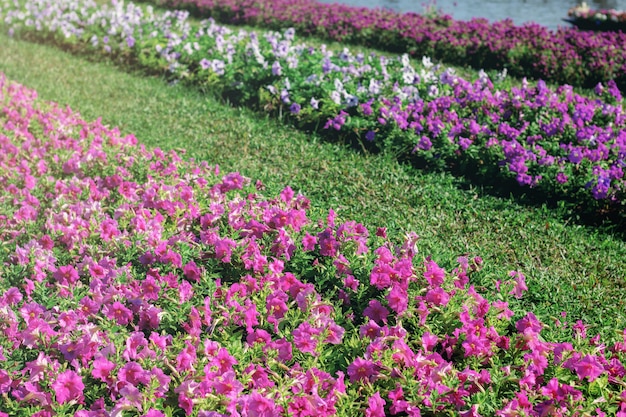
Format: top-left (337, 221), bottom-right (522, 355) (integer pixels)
top-left (1, 0), bottom-right (625, 213)
top-left (2, 71), bottom-right (626, 416)
top-left (145, 0), bottom-right (626, 90)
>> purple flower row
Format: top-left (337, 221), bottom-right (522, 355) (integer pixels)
top-left (2, 0), bottom-right (625, 209)
top-left (3, 71), bottom-right (626, 416)
top-left (146, 0), bottom-right (626, 90)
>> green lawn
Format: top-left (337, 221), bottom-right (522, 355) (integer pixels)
top-left (1, 31), bottom-right (625, 341)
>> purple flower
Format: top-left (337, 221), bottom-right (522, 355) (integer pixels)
top-left (52, 370), bottom-right (84, 404)
top-left (200, 58), bottom-right (211, 70)
top-left (416, 136), bottom-right (432, 151)
top-left (568, 149), bottom-right (584, 164)
top-left (271, 61), bottom-right (282, 76)
top-left (289, 102), bottom-right (301, 114)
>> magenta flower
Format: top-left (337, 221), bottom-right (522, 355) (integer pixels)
top-left (212, 348), bottom-right (238, 373)
top-left (347, 357), bottom-right (377, 383)
top-left (118, 361), bottom-right (150, 386)
top-left (424, 260), bottom-right (445, 287)
top-left (183, 260), bottom-right (201, 282)
top-left (574, 355), bottom-right (605, 382)
top-left (52, 370), bottom-right (84, 404)
top-left (243, 391), bottom-right (279, 417)
top-left (366, 392), bottom-right (386, 417)
top-left (53, 265), bottom-right (80, 286)
top-left (363, 299), bottom-right (389, 324)
top-left (213, 371), bottom-right (243, 398)
top-left (292, 322), bottom-right (319, 355)
top-left (515, 312), bottom-right (543, 335)
top-left (105, 301), bottom-right (134, 326)
top-left (386, 285), bottom-right (408, 315)
top-left (508, 270), bottom-right (528, 299)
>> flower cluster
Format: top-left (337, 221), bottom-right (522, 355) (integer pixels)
top-left (2, 70), bottom-right (626, 415)
top-left (144, 0), bottom-right (626, 90)
top-left (1, 0), bottom-right (625, 211)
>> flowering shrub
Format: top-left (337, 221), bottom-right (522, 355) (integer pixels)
top-left (2, 0), bottom-right (625, 213)
top-left (144, 0), bottom-right (626, 90)
top-left (3, 71), bottom-right (626, 416)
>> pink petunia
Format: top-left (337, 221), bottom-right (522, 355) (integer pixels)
top-left (347, 357), bottom-right (377, 383)
top-left (243, 391), bottom-right (278, 417)
top-left (366, 392), bottom-right (386, 417)
top-left (92, 357), bottom-right (116, 382)
top-left (105, 301), bottom-right (134, 326)
top-left (574, 355), bottom-right (605, 382)
top-left (424, 259), bottom-right (446, 287)
top-left (52, 370), bottom-right (84, 404)
top-left (508, 270), bottom-right (528, 299)
top-left (363, 299), bottom-right (390, 325)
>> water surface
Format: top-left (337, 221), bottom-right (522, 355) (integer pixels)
top-left (317, 0), bottom-right (626, 30)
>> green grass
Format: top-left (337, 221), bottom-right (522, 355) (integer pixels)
top-left (1, 32), bottom-right (625, 341)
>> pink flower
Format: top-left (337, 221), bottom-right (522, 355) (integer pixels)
top-left (52, 370), bottom-right (84, 404)
top-left (105, 301), bottom-right (133, 326)
top-left (424, 260), bottom-right (446, 287)
top-left (363, 299), bottom-right (389, 324)
top-left (425, 287), bottom-right (450, 306)
top-left (370, 263), bottom-right (392, 290)
top-left (515, 312), bottom-right (543, 335)
top-left (53, 265), bottom-right (80, 286)
top-left (271, 338), bottom-right (293, 362)
top-left (347, 357), bottom-right (377, 383)
top-left (460, 405), bottom-right (483, 417)
top-left (292, 322), bottom-right (319, 355)
top-left (247, 329), bottom-right (272, 346)
top-left (302, 232), bottom-right (317, 251)
top-left (3, 287), bottom-right (23, 305)
top-left (386, 285), bottom-right (408, 315)
top-left (266, 290), bottom-right (288, 331)
top-left (462, 333), bottom-right (492, 358)
top-left (574, 355), bottom-right (605, 382)
top-left (215, 237), bottom-right (237, 263)
top-left (421, 332), bottom-right (439, 352)
top-left (92, 357), bottom-right (116, 381)
top-left (118, 362), bottom-right (150, 386)
top-left (213, 348), bottom-right (238, 373)
top-left (213, 371), bottom-right (243, 398)
top-left (508, 270), bottom-right (528, 299)
top-left (243, 391), bottom-right (278, 417)
top-left (0, 370), bottom-right (11, 394)
top-left (324, 321), bottom-right (345, 345)
top-left (366, 392), bottom-right (386, 417)
top-left (360, 320), bottom-right (382, 340)
top-left (183, 261), bottom-right (201, 282)
top-left (176, 341), bottom-right (198, 372)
